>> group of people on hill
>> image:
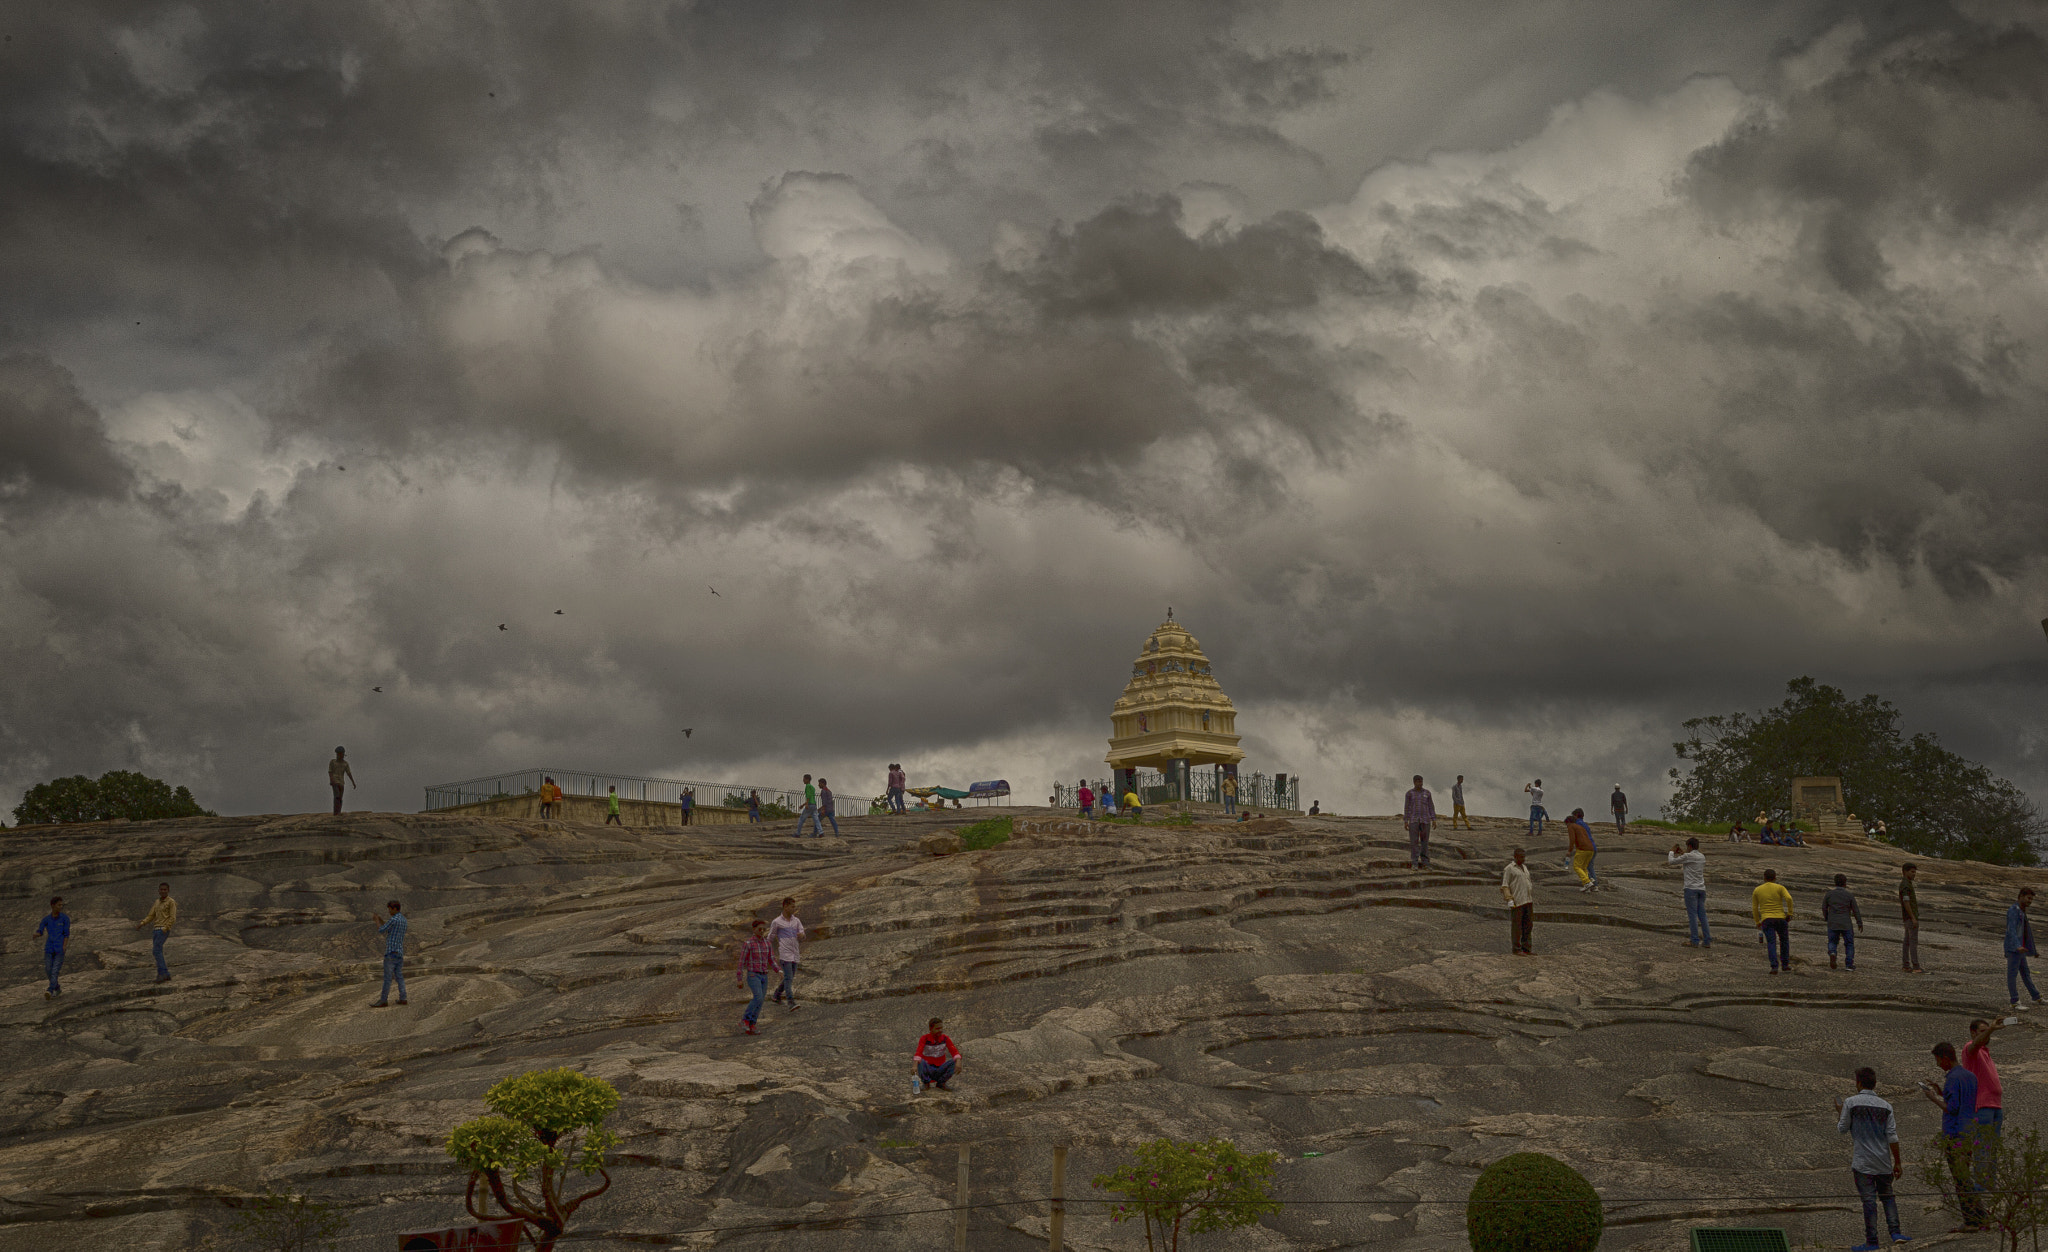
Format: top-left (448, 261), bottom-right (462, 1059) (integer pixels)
top-left (729, 894), bottom-right (958, 1093)
top-left (1832, 1014), bottom-right (2020, 1246)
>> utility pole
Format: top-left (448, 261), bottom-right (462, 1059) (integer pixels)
top-left (1049, 1145), bottom-right (1067, 1252)
top-left (955, 1144), bottom-right (970, 1251)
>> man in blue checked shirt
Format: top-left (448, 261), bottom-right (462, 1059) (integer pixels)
top-left (371, 900), bottom-right (408, 1007)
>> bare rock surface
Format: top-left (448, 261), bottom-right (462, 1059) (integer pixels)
top-left (0, 808), bottom-right (2040, 1249)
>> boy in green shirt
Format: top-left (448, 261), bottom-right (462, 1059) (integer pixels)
top-left (606, 786), bottom-right (622, 825)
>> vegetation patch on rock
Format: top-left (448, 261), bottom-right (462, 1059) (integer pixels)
top-left (1465, 1151), bottom-right (1602, 1252)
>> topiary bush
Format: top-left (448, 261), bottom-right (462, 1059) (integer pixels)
top-left (1466, 1151), bottom-right (1602, 1252)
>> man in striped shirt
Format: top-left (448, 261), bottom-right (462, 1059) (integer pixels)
top-left (735, 918), bottom-right (773, 1035)
top-left (1404, 776), bottom-right (1437, 870)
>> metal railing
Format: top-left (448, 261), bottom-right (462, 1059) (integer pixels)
top-left (424, 768), bottom-right (815, 814)
top-left (1052, 769), bottom-right (1300, 812)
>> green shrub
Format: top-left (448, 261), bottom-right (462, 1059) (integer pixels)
top-left (446, 1068), bottom-right (621, 1252)
top-left (957, 817), bottom-right (1012, 851)
top-left (1092, 1137), bottom-right (1281, 1251)
top-left (207, 1190), bottom-right (349, 1251)
top-left (1466, 1152), bottom-right (1601, 1252)
top-left (13, 770), bottom-right (215, 825)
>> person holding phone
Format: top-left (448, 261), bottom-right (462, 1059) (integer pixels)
top-left (1922, 1041), bottom-right (1985, 1232)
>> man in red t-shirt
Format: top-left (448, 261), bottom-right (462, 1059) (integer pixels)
top-left (1962, 1017), bottom-right (2008, 1177)
top-left (912, 1016), bottom-right (961, 1092)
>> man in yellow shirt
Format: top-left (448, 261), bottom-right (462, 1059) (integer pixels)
top-left (135, 882), bottom-right (177, 983)
top-left (1752, 868), bottom-right (1795, 974)
top-left (539, 776), bottom-right (561, 819)
top-left (1124, 790), bottom-right (1142, 822)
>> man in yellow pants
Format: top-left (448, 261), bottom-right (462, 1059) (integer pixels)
top-left (1451, 775), bottom-right (1473, 829)
top-left (1753, 868), bottom-right (1794, 973)
top-left (1567, 808), bottom-right (1599, 892)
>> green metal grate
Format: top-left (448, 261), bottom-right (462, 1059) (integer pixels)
top-left (1690, 1229), bottom-right (1791, 1252)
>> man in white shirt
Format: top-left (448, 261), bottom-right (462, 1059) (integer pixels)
top-left (1669, 838), bottom-right (1711, 947)
top-left (1524, 779), bottom-right (1545, 836)
top-left (1501, 848), bottom-right (1534, 955)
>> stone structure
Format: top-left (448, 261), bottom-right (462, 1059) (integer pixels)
top-left (432, 792), bottom-right (749, 825)
top-left (1105, 615), bottom-right (1245, 801)
top-left (1790, 775), bottom-right (1861, 843)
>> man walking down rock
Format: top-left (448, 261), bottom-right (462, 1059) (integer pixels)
top-left (1501, 848), bottom-right (1534, 955)
top-left (1668, 839), bottom-right (1711, 947)
top-left (1900, 863), bottom-right (1924, 973)
top-left (1836, 1066), bottom-right (1906, 1251)
top-left (328, 747), bottom-right (355, 815)
top-left (795, 775), bottom-right (821, 837)
top-left (817, 779), bottom-right (839, 837)
top-left (769, 897), bottom-right (804, 1011)
top-left (35, 896), bottom-right (69, 999)
top-left (888, 763), bottom-right (907, 815)
top-left (135, 882), bottom-right (176, 983)
top-left (1450, 775), bottom-right (1473, 829)
top-left (1824, 875), bottom-right (1864, 971)
top-left (1403, 775), bottom-right (1436, 871)
top-left (2005, 888), bottom-right (2041, 1010)
top-left (1610, 784), bottom-right (1628, 836)
top-left (1753, 869), bottom-right (1794, 974)
top-left (735, 918), bottom-right (773, 1035)
top-left (371, 900), bottom-right (408, 1007)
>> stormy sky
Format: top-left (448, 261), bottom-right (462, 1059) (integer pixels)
top-left (3, 1), bottom-right (2046, 821)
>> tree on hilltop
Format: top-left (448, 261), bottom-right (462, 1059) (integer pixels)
top-left (1667, 677), bottom-right (2041, 865)
top-left (13, 770), bottom-right (215, 826)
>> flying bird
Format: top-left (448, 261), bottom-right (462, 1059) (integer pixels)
top-left (554, 609), bottom-right (564, 615)
top-left (682, 728), bottom-right (693, 738)
top-left (372, 686), bottom-right (383, 693)
top-left (708, 586), bottom-right (720, 597)
top-left (498, 624), bottom-right (508, 631)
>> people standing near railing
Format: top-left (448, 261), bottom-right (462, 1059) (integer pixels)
top-left (539, 776), bottom-right (560, 819)
top-left (887, 763), bottom-right (907, 814)
top-left (1078, 780), bottom-right (1094, 817)
top-left (748, 790), bottom-right (762, 823)
top-left (680, 788), bottom-right (695, 826)
top-left (605, 786), bottom-right (622, 826)
top-left (794, 775), bottom-right (820, 836)
top-left (1222, 773), bottom-right (1237, 816)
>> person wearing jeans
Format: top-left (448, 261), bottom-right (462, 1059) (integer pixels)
top-left (135, 882), bottom-right (177, 983)
top-left (735, 918), bottom-right (773, 1034)
top-left (794, 775), bottom-right (821, 836)
top-left (817, 780), bottom-right (840, 836)
top-left (35, 897), bottom-right (70, 999)
top-left (1402, 775), bottom-right (1436, 871)
top-left (1668, 839), bottom-right (1711, 946)
top-left (371, 900), bottom-right (407, 1007)
top-left (1524, 780), bottom-right (1545, 836)
top-left (2005, 888), bottom-right (2041, 1008)
top-left (1837, 1066), bottom-right (1905, 1251)
top-left (1962, 1019), bottom-right (2007, 1190)
top-left (913, 1017), bottom-right (961, 1092)
top-left (1823, 875), bottom-right (1864, 972)
top-left (1899, 863), bottom-right (1923, 973)
top-left (1752, 870), bottom-right (1793, 973)
top-left (768, 897), bottom-right (804, 1010)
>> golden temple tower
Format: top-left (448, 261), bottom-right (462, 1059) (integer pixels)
top-left (1105, 615), bottom-right (1245, 790)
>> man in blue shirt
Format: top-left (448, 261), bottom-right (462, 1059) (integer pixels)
top-left (35, 896), bottom-right (69, 999)
top-left (1923, 1041), bottom-right (1985, 1231)
top-left (371, 900), bottom-right (408, 1007)
top-left (1836, 1066), bottom-right (1905, 1251)
top-left (2005, 888), bottom-right (2041, 1010)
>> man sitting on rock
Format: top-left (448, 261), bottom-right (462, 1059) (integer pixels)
top-left (913, 1017), bottom-right (961, 1093)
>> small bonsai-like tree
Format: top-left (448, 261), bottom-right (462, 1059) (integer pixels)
top-left (1091, 1137), bottom-right (1281, 1251)
top-left (445, 1068), bottom-right (621, 1252)
top-left (1918, 1124), bottom-right (2048, 1252)
top-left (1465, 1151), bottom-right (1602, 1252)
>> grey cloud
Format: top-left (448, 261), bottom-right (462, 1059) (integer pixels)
top-left (0, 354), bottom-right (134, 502)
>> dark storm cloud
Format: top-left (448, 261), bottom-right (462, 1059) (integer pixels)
top-left (0, 354), bottom-right (134, 502)
top-left (0, 1), bottom-right (2043, 821)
